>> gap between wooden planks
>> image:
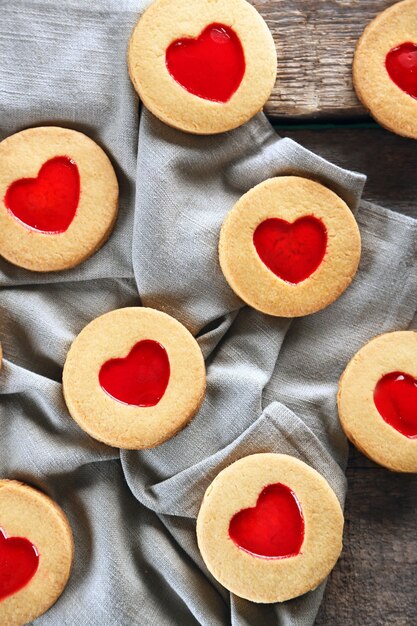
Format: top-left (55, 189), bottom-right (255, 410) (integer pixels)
top-left (253, 0), bottom-right (398, 120)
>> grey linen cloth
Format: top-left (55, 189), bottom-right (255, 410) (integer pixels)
top-left (1, 1), bottom-right (417, 625)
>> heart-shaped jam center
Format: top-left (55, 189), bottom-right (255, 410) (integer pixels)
top-left (165, 23), bottom-right (245, 103)
top-left (253, 216), bottom-right (327, 284)
top-left (374, 371), bottom-right (417, 439)
top-left (386, 42), bottom-right (417, 100)
top-left (99, 340), bottom-right (170, 407)
top-left (4, 156), bottom-right (80, 234)
top-left (229, 483), bottom-right (305, 559)
top-left (0, 528), bottom-right (39, 601)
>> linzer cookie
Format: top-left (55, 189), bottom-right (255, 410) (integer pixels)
top-left (0, 480), bottom-right (73, 626)
top-left (63, 307), bottom-right (206, 449)
top-left (338, 331), bottom-right (417, 473)
top-left (128, 0), bottom-right (277, 134)
top-left (0, 127), bottom-right (118, 272)
top-left (196, 453), bottom-right (344, 603)
top-left (353, 0), bottom-right (417, 139)
top-left (219, 176), bottom-right (361, 317)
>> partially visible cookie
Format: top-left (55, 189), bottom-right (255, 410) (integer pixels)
top-left (63, 307), bottom-right (206, 449)
top-left (353, 0), bottom-right (417, 139)
top-left (128, 0), bottom-right (277, 134)
top-left (0, 480), bottom-right (73, 626)
top-left (196, 453), bottom-right (344, 603)
top-left (0, 127), bottom-right (118, 272)
top-left (338, 331), bottom-right (417, 473)
top-left (219, 176), bottom-right (361, 317)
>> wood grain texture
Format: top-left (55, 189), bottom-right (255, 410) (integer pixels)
top-left (316, 446), bottom-right (417, 626)
top-left (277, 125), bottom-right (417, 217)
top-left (253, 0), bottom-right (398, 119)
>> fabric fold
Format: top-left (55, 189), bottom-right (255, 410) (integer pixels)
top-left (0, 3), bottom-right (417, 626)
top-left (133, 110), bottom-right (366, 334)
top-left (122, 402), bottom-right (347, 519)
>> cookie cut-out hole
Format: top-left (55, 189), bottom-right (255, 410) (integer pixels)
top-left (166, 23), bottom-right (245, 103)
top-left (385, 42), bottom-right (417, 100)
top-left (229, 483), bottom-right (305, 559)
top-left (5, 156), bottom-right (80, 234)
top-left (253, 216), bottom-right (327, 284)
top-left (0, 528), bottom-right (39, 601)
top-left (374, 371), bottom-right (417, 439)
top-left (99, 340), bottom-right (170, 407)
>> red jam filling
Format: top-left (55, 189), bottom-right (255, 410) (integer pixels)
top-left (0, 528), bottom-right (39, 601)
top-left (253, 216), bottom-right (327, 284)
top-left (385, 42), bottom-right (417, 100)
top-left (99, 340), bottom-right (170, 407)
top-left (374, 371), bottom-right (417, 439)
top-left (165, 23), bottom-right (245, 103)
top-left (5, 156), bottom-right (80, 234)
top-left (229, 483), bottom-right (305, 559)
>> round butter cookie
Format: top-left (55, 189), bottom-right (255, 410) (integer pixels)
top-left (219, 176), bottom-right (361, 317)
top-left (128, 0), bottom-right (277, 134)
top-left (338, 331), bottom-right (417, 473)
top-left (197, 453), bottom-right (344, 603)
top-left (0, 480), bottom-right (73, 626)
top-left (0, 127), bottom-right (118, 272)
top-left (63, 307), bottom-right (206, 449)
top-left (353, 0), bottom-right (417, 139)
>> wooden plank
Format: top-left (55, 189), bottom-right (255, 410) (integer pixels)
top-left (316, 445), bottom-right (417, 626)
top-left (253, 0), bottom-right (397, 120)
top-left (277, 125), bottom-right (417, 217)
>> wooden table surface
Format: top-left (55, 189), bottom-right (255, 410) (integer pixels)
top-left (254, 1), bottom-right (417, 624)
top-left (255, 0), bottom-right (400, 121)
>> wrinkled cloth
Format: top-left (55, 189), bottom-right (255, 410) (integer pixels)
top-left (1, 2), bottom-right (417, 625)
